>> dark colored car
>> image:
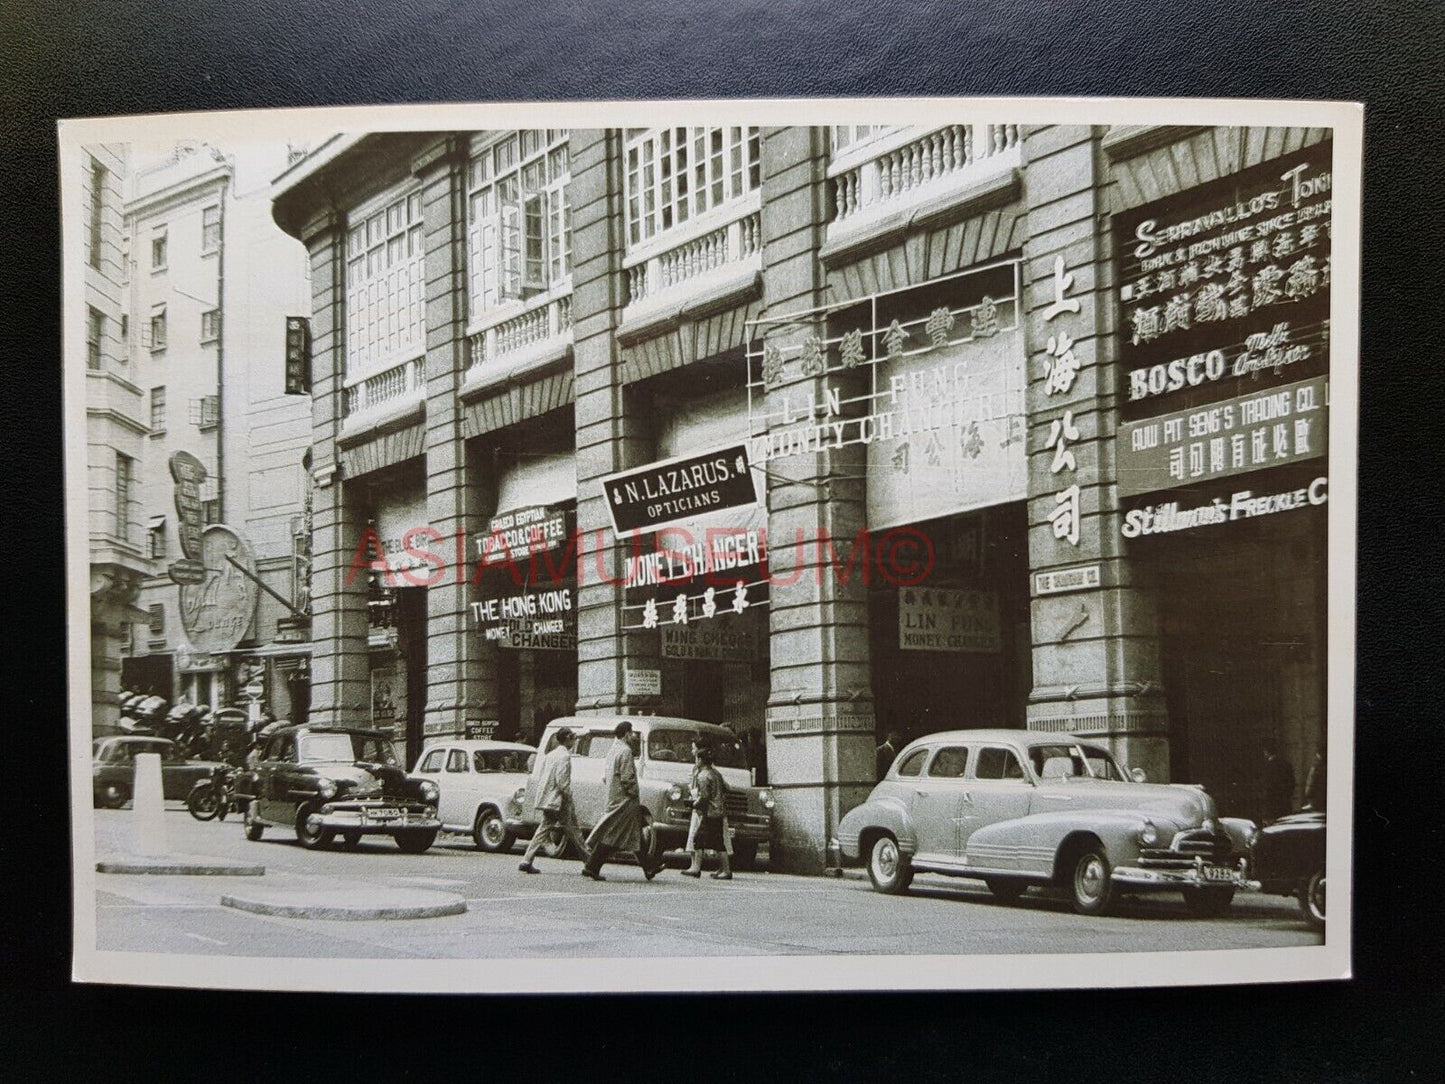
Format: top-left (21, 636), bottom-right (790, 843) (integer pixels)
top-left (92, 736), bottom-right (226, 808)
top-left (1250, 810), bottom-right (1326, 930)
top-left (238, 724), bottom-right (441, 853)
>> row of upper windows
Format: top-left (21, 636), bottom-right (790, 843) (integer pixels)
top-left (145, 205), bottom-right (221, 272)
top-left (86, 306), bottom-right (219, 370)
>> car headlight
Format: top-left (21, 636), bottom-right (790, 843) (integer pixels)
top-left (1244, 822), bottom-right (1260, 848)
top-left (1202, 817), bottom-right (1219, 835)
top-left (316, 779), bottom-right (337, 800)
top-left (759, 788), bottom-right (775, 810)
top-left (667, 785), bottom-right (685, 802)
top-left (418, 779), bottom-right (439, 803)
top-left (1138, 818), bottom-right (1158, 846)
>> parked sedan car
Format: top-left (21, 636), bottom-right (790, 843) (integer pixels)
top-left (835, 730), bottom-right (1258, 917)
top-left (92, 736), bottom-right (226, 808)
top-left (411, 740), bottom-right (537, 851)
top-left (511, 717), bottom-right (775, 868)
top-left (1250, 810), bottom-right (1326, 930)
top-left (238, 724), bottom-right (441, 852)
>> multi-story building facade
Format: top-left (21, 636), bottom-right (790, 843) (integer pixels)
top-left (273, 124), bottom-right (1332, 870)
top-left (83, 143), bottom-right (154, 736)
top-left (117, 141), bottom-right (312, 722)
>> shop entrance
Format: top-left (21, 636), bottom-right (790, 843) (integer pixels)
top-left (394, 586), bottom-right (427, 769)
top-left (122, 654), bottom-right (174, 700)
top-left (869, 505), bottom-right (1032, 748)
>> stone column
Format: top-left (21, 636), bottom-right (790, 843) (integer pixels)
top-left (759, 127), bottom-right (876, 873)
top-left (302, 210), bottom-right (371, 727)
top-left (570, 129), bottom-right (664, 716)
top-left (1021, 126), bottom-right (1169, 780)
top-left (413, 137), bottom-right (498, 743)
top-left (90, 566), bottom-right (146, 737)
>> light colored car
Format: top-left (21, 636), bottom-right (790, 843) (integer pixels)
top-left (835, 730), bottom-right (1258, 917)
top-left (510, 716), bottom-right (775, 868)
top-left (411, 739), bottom-right (538, 852)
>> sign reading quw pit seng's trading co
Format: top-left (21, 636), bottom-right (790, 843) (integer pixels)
top-left (600, 446), bottom-right (759, 536)
top-left (898, 588), bottom-right (1002, 653)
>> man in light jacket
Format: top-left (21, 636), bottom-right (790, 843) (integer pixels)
top-left (518, 728), bottom-right (590, 874)
top-left (581, 720), bottom-right (663, 882)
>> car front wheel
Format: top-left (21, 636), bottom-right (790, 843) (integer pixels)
top-left (1069, 847), bottom-right (1116, 916)
top-left (473, 808), bottom-right (512, 852)
top-left (1299, 869), bottom-right (1325, 930)
top-left (394, 829), bottom-right (438, 854)
top-left (97, 783), bottom-right (129, 809)
top-left (1183, 886), bottom-right (1236, 918)
top-left (295, 804), bottom-right (335, 849)
top-left (867, 835), bottom-right (914, 895)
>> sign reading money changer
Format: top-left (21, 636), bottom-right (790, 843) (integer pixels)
top-left (600, 445), bottom-right (759, 536)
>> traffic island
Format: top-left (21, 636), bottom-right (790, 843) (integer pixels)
top-left (219, 886), bottom-right (467, 921)
top-left (96, 854), bottom-right (266, 876)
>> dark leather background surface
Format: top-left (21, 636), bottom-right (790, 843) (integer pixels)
top-left (2, 1), bottom-right (1440, 1080)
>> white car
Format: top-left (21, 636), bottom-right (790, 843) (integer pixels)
top-left (411, 740), bottom-right (537, 852)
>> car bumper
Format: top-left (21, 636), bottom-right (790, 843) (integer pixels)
top-left (315, 805), bottom-right (440, 833)
top-left (1112, 861), bottom-right (1259, 891)
top-left (653, 813), bottom-right (772, 848)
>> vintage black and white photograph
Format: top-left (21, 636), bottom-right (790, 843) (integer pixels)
top-left (62, 99), bottom-right (1359, 992)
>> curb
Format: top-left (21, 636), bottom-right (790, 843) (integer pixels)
top-left (97, 854), bottom-right (265, 876)
top-left (219, 887), bottom-right (467, 921)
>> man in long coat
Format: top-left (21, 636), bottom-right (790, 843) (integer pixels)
top-left (581, 721), bottom-right (663, 881)
top-left (518, 727), bottom-right (589, 874)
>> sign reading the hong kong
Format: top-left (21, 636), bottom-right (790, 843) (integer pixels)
top-left (469, 584), bottom-right (577, 651)
top-left (1115, 141), bottom-right (1332, 422)
top-left (600, 445), bottom-right (759, 536)
top-left (898, 588), bottom-right (1001, 653)
top-left (1117, 376), bottom-right (1328, 497)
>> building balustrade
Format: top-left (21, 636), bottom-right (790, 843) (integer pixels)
top-left (466, 293), bottom-right (573, 371)
top-left (624, 208), bottom-right (761, 309)
top-left (343, 356), bottom-right (423, 418)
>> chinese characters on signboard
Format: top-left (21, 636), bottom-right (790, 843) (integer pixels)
top-left (1040, 254), bottom-right (1086, 550)
top-left (898, 588), bottom-right (1002, 653)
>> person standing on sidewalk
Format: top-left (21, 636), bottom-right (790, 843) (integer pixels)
top-left (582, 721), bottom-right (663, 882)
top-left (518, 727), bottom-right (590, 875)
top-left (681, 742), bottom-right (732, 881)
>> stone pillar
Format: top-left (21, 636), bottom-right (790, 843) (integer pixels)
top-left (302, 210), bottom-right (371, 727)
top-left (570, 129), bottom-right (664, 716)
top-left (90, 566), bottom-right (145, 737)
top-left (1021, 126), bottom-right (1169, 780)
top-left (413, 137), bottom-right (497, 743)
top-left (759, 127), bottom-right (876, 873)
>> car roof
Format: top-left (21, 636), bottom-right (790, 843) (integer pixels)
top-left (544, 715), bottom-right (737, 737)
top-left (266, 724), bottom-right (393, 740)
top-left (900, 729), bottom-right (1104, 749)
top-left (426, 740), bottom-right (536, 753)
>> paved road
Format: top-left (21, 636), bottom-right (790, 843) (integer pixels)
top-left (89, 807), bottom-right (1321, 960)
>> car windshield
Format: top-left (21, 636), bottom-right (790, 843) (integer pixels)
top-left (1028, 743), bottom-right (1126, 781)
top-left (297, 731), bottom-right (398, 765)
top-left (105, 740), bottom-right (175, 763)
top-left (474, 750), bottom-right (534, 773)
top-left (647, 729), bottom-right (748, 769)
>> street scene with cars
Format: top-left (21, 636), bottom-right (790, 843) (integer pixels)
top-left (78, 118), bottom-right (1338, 966)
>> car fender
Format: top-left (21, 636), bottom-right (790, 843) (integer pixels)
top-left (837, 795), bottom-right (917, 860)
top-left (968, 808), bottom-right (1150, 867)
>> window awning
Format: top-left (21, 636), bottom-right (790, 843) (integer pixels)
top-left (146, 514), bottom-right (166, 530)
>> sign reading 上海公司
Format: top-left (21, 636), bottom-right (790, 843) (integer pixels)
top-left (661, 622), bottom-right (762, 662)
top-left (478, 504), bottom-right (571, 565)
top-left (168, 451), bottom-right (207, 561)
top-left (1115, 141), bottom-right (1332, 421)
top-left (624, 669), bottom-right (662, 698)
top-left (284, 316), bottom-right (311, 395)
top-left (470, 584), bottom-right (577, 651)
top-left (898, 588), bottom-right (1001, 653)
top-left (179, 524), bottom-right (260, 654)
top-left (600, 445), bottom-right (759, 536)
top-left (1117, 375), bottom-right (1327, 497)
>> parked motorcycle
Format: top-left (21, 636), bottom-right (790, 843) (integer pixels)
top-left (187, 764), bottom-right (238, 821)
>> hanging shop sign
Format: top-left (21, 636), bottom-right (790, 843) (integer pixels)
top-left (168, 451), bottom-right (207, 563)
top-left (600, 445), bottom-right (759, 536)
top-left (284, 316), bottom-right (311, 396)
top-left (465, 720), bottom-right (501, 740)
top-left (470, 583), bottom-right (577, 651)
top-left (898, 588), bottom-right (1002, 653)
top-left (479, 504), bottom-right (572, 565)
top-left (661, 621), bottom-right (762, 662)
top-left (1121, 469), bottom-right (1328, 539)
top-left (178, 524), bottom-right (260, 655)
top-left (370, 488), bottom-right (431, 577)
top-left (1034, 564), bottom-right (1102, 596)
top-left (1117, 375), bottom-right (1328, 497)
top-left (624, 525), bottom-right (767, 588)
top-left (744, 262), bottom-right (1027, 532)
top-left (1115, 141), bottom-right (1332, 421)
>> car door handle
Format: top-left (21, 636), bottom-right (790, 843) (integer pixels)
top-left (1040, 794), bottom-right (1073, 801)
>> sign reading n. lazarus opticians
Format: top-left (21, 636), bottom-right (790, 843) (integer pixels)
top-left (600, 445), bottom-right (759, 536)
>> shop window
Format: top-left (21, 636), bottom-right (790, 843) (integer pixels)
top-left (344, 188), bottom-right (424, 375)
top-left (151, 227), bottom-right (167, 271)
top-left (87, 307), bottom-right (104, 371)
top-left (88, 159), bottom-right (106, 269)
top-left (624, 127), bottom-right (759, 246)
top-left (190, 394), bottom-right (219, 429)
top-left (894, 748), bottom-right (927, 777)
top-left (925, 746), bottom-right (970, 778)
top-left (466, 130), bottom-right (571, 314)
top-left (974, 747), bottom-right (1026, 781)
top-left (201, 205), bottom-right (221, 252)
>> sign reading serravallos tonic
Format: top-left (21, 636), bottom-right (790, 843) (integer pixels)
top-left (600, 445), bottom-right (759, 535)
top-left (1114, 141), bottom-right (1332, 423)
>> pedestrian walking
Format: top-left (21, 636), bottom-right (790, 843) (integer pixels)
top-left (581, 721), bottom-right (663, 882)
top-left (681, 742), bottom-right (732, 881)
top-left (518, 727), bottom-right (590, 874)
top-left (876, 730), bottom-right (902, 779)
top-left (1261, 741), bottom-right (1296, 823)
top-left (1303, 749), bottom-right (1327, 811)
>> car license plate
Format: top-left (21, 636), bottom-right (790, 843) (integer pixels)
top-left (366, 807), bottom-right (402, 822)
top-left (1202, 865), bottom-right (1235, 883)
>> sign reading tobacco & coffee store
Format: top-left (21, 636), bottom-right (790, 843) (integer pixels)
top-left (478, 504), bottom-right (571, 565)
top-left (600, 445), bottom-right (759, 536)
